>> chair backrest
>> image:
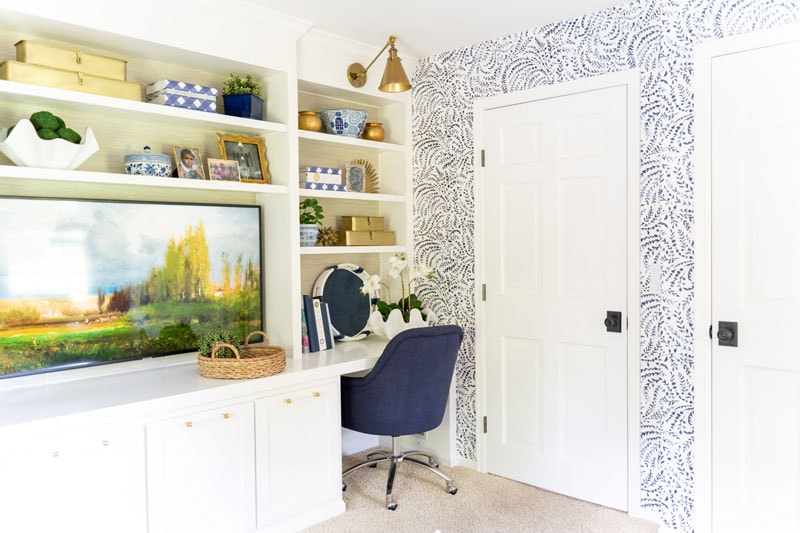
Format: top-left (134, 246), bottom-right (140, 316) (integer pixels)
top-left (340, 325), bottom-right (464, 437)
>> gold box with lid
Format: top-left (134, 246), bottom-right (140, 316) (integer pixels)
top-left (15, 40), bottom-right (128, 81)
top-left (337, 230), bottom-right (395, 246)
top-left (0, 60), bottom-right (142, 101)
top-left (340, 216), bottom-right (384, 232)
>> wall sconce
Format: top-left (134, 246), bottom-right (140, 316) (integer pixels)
top-left (347, 36), bottom-right (411, 93)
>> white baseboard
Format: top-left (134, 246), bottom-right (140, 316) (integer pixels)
top-left (341, 428), bottom-right (378, 455)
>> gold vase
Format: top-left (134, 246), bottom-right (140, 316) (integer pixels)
top-left (362, 122), bottom-right (385, 142)
top-left (298, 110), bottom-right (323, 132)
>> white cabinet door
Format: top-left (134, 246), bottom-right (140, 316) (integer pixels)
top-left (0, 425), bottom-right (147, 533)
top-left (256, 380), bottom-right (341, 528)
top-left (146, 402), bottom-right (256, 533)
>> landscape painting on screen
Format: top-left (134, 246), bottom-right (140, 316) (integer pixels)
top-left (0, 197), bottom-right (263, 378)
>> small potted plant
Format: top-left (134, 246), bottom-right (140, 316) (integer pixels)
top-left (222, 73), bottom-right (264, 120)
top-left (299, 198), bottom-right (324, 247)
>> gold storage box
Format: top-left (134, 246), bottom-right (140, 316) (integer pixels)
top-left (15, 40), bottom-right (127, 81)
top-left (337, 230), bottom-right (396, 246)
top-left (0, 60), bottom-right (142, 101)
top-left (341, 216), bottom-right (385, 231)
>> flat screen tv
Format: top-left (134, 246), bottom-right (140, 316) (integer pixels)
top-left (0, 197), bottom-right (263, 379)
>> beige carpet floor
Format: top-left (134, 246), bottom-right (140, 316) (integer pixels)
top-left (303, 453), bottom-right (660, 532)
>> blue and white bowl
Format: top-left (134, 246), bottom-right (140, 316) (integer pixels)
top-left (124, 146), bottom-right (172, 177)
top-left (320, 108), bottom-right (369, 137)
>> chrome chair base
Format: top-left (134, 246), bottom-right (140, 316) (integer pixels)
top-left (342, 437), bottom-right (457, 510)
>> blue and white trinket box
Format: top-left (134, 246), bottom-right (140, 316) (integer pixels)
top-left (301, 182), bottom-right (346, 192)
top-left (300, 165), bottom-right (342, 185)
top-left (145, 79), bottom-right (219, 98)
top-left (147, 93), bottom-right (217, 113)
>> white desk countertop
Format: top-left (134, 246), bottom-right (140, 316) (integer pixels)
top-left (0, 337), bottom-right (385, 434)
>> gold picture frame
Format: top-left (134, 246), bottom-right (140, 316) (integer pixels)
top-left (216, 133), bottom-right (270, 184)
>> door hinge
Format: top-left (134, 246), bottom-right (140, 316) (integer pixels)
top-left (483, 416), bottom-right (488, 433)
top-left (482, 283), bottom-right (486, 301)
top-left (481, 149), bottom-right (485, 167)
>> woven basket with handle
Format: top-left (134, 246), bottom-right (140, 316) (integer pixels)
top-left (197, 331), bottom-right (286, 379)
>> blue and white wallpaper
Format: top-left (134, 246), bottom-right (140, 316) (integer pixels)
top-left (411, 0), bottom-right (799, 529)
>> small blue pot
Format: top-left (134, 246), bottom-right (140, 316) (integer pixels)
top-left (222, 94), bottom-right (264, 120)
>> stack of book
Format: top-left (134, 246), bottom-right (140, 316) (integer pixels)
top-left (302, 295), bottom-right (335, 352)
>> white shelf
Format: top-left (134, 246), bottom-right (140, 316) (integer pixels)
top-left (298, 189), bottom-right (404, 202)
top-left (300, 245), bottom-right (405, 255)
top-left (298, 129), bottom-right (403, 151)
top-left (0, 165), bottom-right (288, 195)
top-left (0, 80), bottom-right (287, 136)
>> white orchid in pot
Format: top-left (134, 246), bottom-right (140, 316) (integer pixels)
top-left (360, 253), bottom-right (437, 338)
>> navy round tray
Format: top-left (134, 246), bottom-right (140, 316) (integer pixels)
top-left (312, 263), bottom-right (376, 341)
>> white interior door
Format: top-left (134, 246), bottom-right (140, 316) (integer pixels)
top-left (483, 83), bottom-right (629, 510)
top-left (710, 37), bottom-right (800, 532)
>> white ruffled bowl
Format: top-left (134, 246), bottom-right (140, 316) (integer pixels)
top-left (367, 308), bottom-right (437, 339)
top-left (0, 118), bottom-right (99, 170)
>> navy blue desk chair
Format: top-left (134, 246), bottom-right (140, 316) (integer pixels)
top-left (340, 324), bottom-right (464, 510)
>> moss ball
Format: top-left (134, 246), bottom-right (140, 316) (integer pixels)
top-left (57, 127), bottom-right (82, 144)
top-left (36, 128), bottom-right (59, 140)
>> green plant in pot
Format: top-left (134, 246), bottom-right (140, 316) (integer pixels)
top-left (222, 73), bottom-right (264, 120)
top-left (197, 328), bottom-right (241, 358)
top-left (299, 198), bottom-right (324, 247)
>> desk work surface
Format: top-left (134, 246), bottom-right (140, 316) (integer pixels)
top-left (0, 336), bottom-right (385, 430)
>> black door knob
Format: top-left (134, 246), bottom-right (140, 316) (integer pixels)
top-left (717, 328), bottom-right (734, 342)
top-left (605, 311), bottom-right (622, 333)
top-left (717, 321), bottom-right (738, 347)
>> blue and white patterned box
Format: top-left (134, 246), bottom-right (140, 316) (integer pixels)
top-left (147, 93), bottom-right (217, 113)
top-left (300, 165), bottom-right (342, 185)
top-left (301, 182), bottom-right (345, 192)
top-left (145, 79), bottom-right (218, 98)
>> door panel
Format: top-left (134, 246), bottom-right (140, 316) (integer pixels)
top-left (485, 83), bottom-right (629, 510)
top-left (711, 38), bottom-right (800, 532)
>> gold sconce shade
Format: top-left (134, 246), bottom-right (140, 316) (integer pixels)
top-left (347, 36), bottom-right (411, 93)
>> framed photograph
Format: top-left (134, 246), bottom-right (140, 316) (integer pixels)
top-left (0, 197), bottom-right (264, 379)
top-left (173, 145), bottom-right (206, 179)
top-left (217, 133), bottom-right (271, 184)
top-left (208, 158), bottom-right (240, 182)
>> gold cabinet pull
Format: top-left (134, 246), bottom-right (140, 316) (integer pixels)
top-left (185, 421), bottom-right (193, 428)
top-left (312, 392), bottom-right (321, 397)
top-left (284, 398), bottom-right (292, 404)
top-left (75, 50), bottom-right (83, 64)
top-left (223, 413), bottom-right (230, 419)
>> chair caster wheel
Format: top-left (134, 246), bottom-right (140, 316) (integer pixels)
top-left (387, 500), bottom-right (397, 511)
top-left (369, 464), bottom-right (377, 468)
top-left (342, 483), bottom-right (347, 492)
top-left (447, 484), bottom-right (458, 495)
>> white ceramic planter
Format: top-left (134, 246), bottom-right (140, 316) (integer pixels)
top-left (367, 308), bottom-right (437, 339)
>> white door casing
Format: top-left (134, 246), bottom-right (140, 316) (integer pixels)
top-left (474, 70), bottom-right (641, 514)
top-left (695, 24), bottom-right (800, 533)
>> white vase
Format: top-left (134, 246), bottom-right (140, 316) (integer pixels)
top-left (368, 308), bottom-right (437, 339)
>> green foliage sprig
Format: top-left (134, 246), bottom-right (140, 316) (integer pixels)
top-left (197, 328), bottom-right (240, 358)
top-left (222, 73), bottom-right (262, 97)
top-left (299, 198), bottom-right (324, 225)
